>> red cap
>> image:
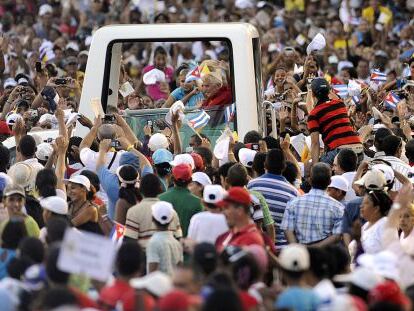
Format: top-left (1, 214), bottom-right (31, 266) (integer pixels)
top-left (218, 187), bottom-right (252, 207)
top-left (172, 163), bottom-right (192, 181)
top-left (158, 290), bottom-right (201, 311)
top-left (0, 121), bottom-right (11, 135)
top-left (191, 152), bottom-right (204, 171)
top-left (369, 281), bottom-right (410, 307)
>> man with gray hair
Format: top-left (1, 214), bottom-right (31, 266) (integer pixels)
top-left (201, 71), bottom-right (232, 108)
top-left (281, 163), bottom-right (344, 246)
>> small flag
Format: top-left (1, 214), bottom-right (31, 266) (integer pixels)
top-left (332, 84), bottom-right (349, 98)
top-left (110, 222), bottom-right (125, 246)
top-left (185, 66), bottom-right (201, 83)
top-left (188, 110), bottom-right (210, 129)
top-left (225, 103), bottom-right (236, 123)
top-left (200, 65), bottom-right (211, 76)
top-left (351, 95), bottom-right (360, 105)
top-left (370, 69), bottom-right (387, 83)
top-left (384, 91), bottom-right (401, 110)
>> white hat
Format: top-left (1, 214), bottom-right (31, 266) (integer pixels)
top-left (143, 68), bottom-right (166, 85)
top-left (64, 175), bottom-right (91, 191)
top-left (170, 153), bottom-right (195, 170)
top-left (235, 0), bottom-right (254, 9)
top-left (238, 148), bottom-right (257, 168)
top-left (338, 60), bottom-right (354, 72)
top-left (203, 185), bottom-right (226, 204)
top-left (278, 243), bottom-right (310, 272)
top-left (40, 196), bottom-right (68, 215)
top-left (357, 251), bottom-right (399, 281)
top-left (192, 172), bottom-right (212, 187)
top-left (148, 133), bottom-right (169, 152)
top-left (39, 4), bottom-right (53, 16)
top-left (306, 33), bottom-right (326, 55)
top-left (165, 101), bottom-right (185, 126)
top-left (354, 169), bottom-right (387, 191)
top-left (130, 271), bottom-right (172, 297)
top-left (38, 113), bottom-right (57, 126)
top-left (79, 50), bottom-right (89, 57)
top-left (328, 175), bottom-right (349, 192)
top-left (3, 78), bottom-right (17, 89)
top-left (152, 201), bottom-right (174, 225)
top-left (35, 143), bottom-right (54, 162)
top-left (371, 164), bottom-right (394, 186)
top-left (334, 267), bottom-right (383, 291)
top-left (328, 55), bottom-right (339, 64)
top-left (65, 42), bottom-right (79, 52)
top-left (6, 113), bottom-right (22, 127)
top-left (8, 162), bottom-right (35, 192)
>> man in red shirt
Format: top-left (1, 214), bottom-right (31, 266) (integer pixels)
top-left (201, 72), bottom-right (232, 108)
top-left (215, 187), bottom-right (264, 252)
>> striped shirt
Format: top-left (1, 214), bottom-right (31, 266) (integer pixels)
top-left (307, 99), bottom-right (361, 151)
top-left (247, 174), bottom-right (298, 247)
top-left (374, 155), bottom-right (412, 191)
top-left (280, 189), bottom-right (344, 244)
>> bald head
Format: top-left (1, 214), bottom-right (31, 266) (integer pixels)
top-left (98, 124), bottom-right (116, 140)
top-left (310, 163), bottom-right (332, 190)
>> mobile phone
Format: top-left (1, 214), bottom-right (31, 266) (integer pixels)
top-left (147, 120), bottom-right (153, 130)
top-left (55, 78), bottom-right (67, 85)
top-left (46, 137), bottom-right (53, 143)
top-left (103, 114), bottom-right (116, 124)
top-left (41, 86), bottom-right (59, 113)
top-left (251, 143), bottom-right (259, 151)
top-left (35, 62), bottom-right (42, 73)
top-left (110, 140), bottom-right (121, 149)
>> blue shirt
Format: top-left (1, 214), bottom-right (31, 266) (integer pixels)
top-left (248, 173), bottom-right (298, 247)
top-left (275, 287), bottom-right (320, 311)
top-left (341, 197), bottom-right (364, 234)
top-left (0, 248), bottom-right (16, 280)
top-left (281, 189), bottom-right (344, 244)
top-left (171, 87), bottom-right (204, 108)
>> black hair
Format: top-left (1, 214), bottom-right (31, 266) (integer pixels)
top-left (341, 66), bottom-right (358, 79)
top-left (252, 152), bottom-right (266, 177)
top-left (263, 136), bottom-right (280, 149)
top-left (233, 142), bottom-right (245, 162)
top-left (324, 244), bottom-right (350, 277)
top-left (67, 136), bottom-right (82, 163)
top-left (46, 244), bottom-right (70, 285)
top-left (7, 256), bottom-right (33, 280)
top-left (0, 144), bottom-right (10, 173)
top-left (140, 174), bottom-right (163, 197)
top-left (310, 163), bottom-right (331, 190)
top-left (192, 243), bottom-right (217, 276)
top-left (35, 169), bottom-right (57, 198)
top-left (194, 146), bottom-right (213, 167)
top-left (369, 302), bottom-right (405, 311)
top-left (282, 161), bottom-right (299, 185)
top-left (349, 284), bottom-right (369, 302)
top-left (155, 162), bottom-right (172, 178)
top-left (154, 13), bottom-right (170, 23)
top-left (35, 287), bottom-right (77, 310)
top-left (367, 190), bottom-right (393, 217)
top-left (382, 135), bottom-right (402, 156)
top-left (231, 253), bottom-right (259, 290)
top-left (173, 177), bottom-right (191, 188)
top-left (46, 217), bottom-right (70, 245)
top-left (307, 247), bottom-right (330, 281)
top-left (116, 242), bottom-right (143, 277)
top-left (405, 139), bottom-right (414, 163)
top-left (265, 149), bottom-right (286, 175)
top-left (2, 219), bottom-right (28, 249)
top-left (226, 163), bottom-right (248, 187)
top-left (374, 128), bottom-right (393, 152)
top-left (153, 45), bottom-right (168, 58)
top-left (201, 288), bottom-right (244, 311)
top-left (190, 133), bottom-right (209, 147)
top-left (80, 170), bottom-right (100, 193)
top-left (18, 237), bottom-right (44, 264)
top-left (18, 135), bottom-right (36, 158)
top-left (218, 162), bottom-right (236, 180)
top-left (243, 131), bottom-right (262, 144)
top-left (117, 165), bottom-right (141, 205)
top-left (337, 149), bottom-right (358, 172)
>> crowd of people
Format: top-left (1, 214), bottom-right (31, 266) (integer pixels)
top-left (0, 0), bottom-right (413, 311)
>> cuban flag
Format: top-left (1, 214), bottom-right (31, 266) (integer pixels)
top-left (351, 95), bottom-right (360, 105)
top-left (185, 66), bottom-right (201, 83)
top-left (332, 84), bottom-right (349, 98)
top-left (225, 103), bottom-right (236, 123)
top-left (110, 222), bottom-right (125, 246)
top-left (188, 110), bottom-right (210, 129)
top-left (370, 69), bottom-right (387, 83)
top-left (384, 91), bottom-right (401, 110)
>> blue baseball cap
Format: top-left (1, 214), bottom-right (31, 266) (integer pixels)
top-left (152, 149), bottom-right (173, 165)
top-left (119, 152), bottom-right (140, 171)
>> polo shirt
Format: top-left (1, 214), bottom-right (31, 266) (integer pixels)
top-left (247, 173), bottom-right (298, 248)
top-left (215, 223), bottom-right (264, 253)
top-left (158, 187), bottom-right (203, 237)
top-left (187, 211), bottom-right (228, 244)
top-left (124, 197), bottom-right (182, 249)
top-left (146, 231), bottom-right (183, 276)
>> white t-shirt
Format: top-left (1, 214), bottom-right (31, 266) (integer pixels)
top-left (187, 211), bottom-right (228, 243)
top-left (341, 171), bottom-right (357, 202)
top-left (361, 217), bottom-right (388, 254)
top-left (79, 148), bottom-right (125, 173)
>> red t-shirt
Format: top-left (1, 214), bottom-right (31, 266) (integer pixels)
top-left (70, 287), bottom-right (99, 309)
top-left (215, 224), bottom-right (264, 253)
top-left (239, 291), bottom-right (259, 311)
top-left (203, 86), bottom-right (233, 108)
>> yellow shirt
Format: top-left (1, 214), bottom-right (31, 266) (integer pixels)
top-left (285, 0), bottom-right (305, 12)
top-left (362, 6), bottom-right (392, 25)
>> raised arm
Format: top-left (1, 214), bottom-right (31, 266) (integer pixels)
top-left (310, 131), bottom-right (320, 165)
top-left (114, 113), bottom-right (141, 149)
top-left (171, 111), bottom-right (182, 154)
top-left (55, 135), bottom-right (69, 193)
top-left (79, 117), bottom-right (101, 151)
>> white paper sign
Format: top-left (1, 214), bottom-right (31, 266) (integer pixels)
top-left (90, 97), bottom-right (104, 118)
top-left (119, 82), bottom-right (135, 98)
top-left (57, 228), bottom-right (117, 282)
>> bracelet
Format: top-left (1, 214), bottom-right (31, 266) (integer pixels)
top-left (391, 203), bottom-right (401, 210)
top-left (127, 144), bottom-right (134, 151)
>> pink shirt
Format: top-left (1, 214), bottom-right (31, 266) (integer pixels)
top-left (143, 65), bottom-right (174, 101)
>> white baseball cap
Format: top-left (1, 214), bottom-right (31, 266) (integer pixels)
top-left (40, 196), bottom-right (68, 215)
top-left (192, 172), bottom-right (212, 187)
top-left (39, 4), bottom-right (53, 16)
top-left (35, 143), bottom-right (54, 162)
top-left (354, 169), bottom-right (387, 191)
top-left (357, 251), bottom-right (399, 281)
top-left (130, 271), bottom-right (172, 297)
top-left (334, 267), bottom-right (383, 291)
top-left (3, 78), bottom-right (17, 89)
top-left (278, 243), bottom-right (310, 272)
top-left (148, 133), bottom-right (169, 152)
top-left (170, 153), bottom-right (195, 170)
top-left (64, 175), bottom-right (91, 191)
top-left (238, 148), bottom-right (257, 168)
top-left (203, 185), bottom-right (227, 204)
top-left (328, 175), bottom-right (349, 192)
top-left (65, 42), bottom-right (80, 52)
top-left (6, 113), bottom-right (22, 127)
top-left (152, 201), bottom-right (174, 225)
top-left (371, 164), bottom-right (395, 186)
